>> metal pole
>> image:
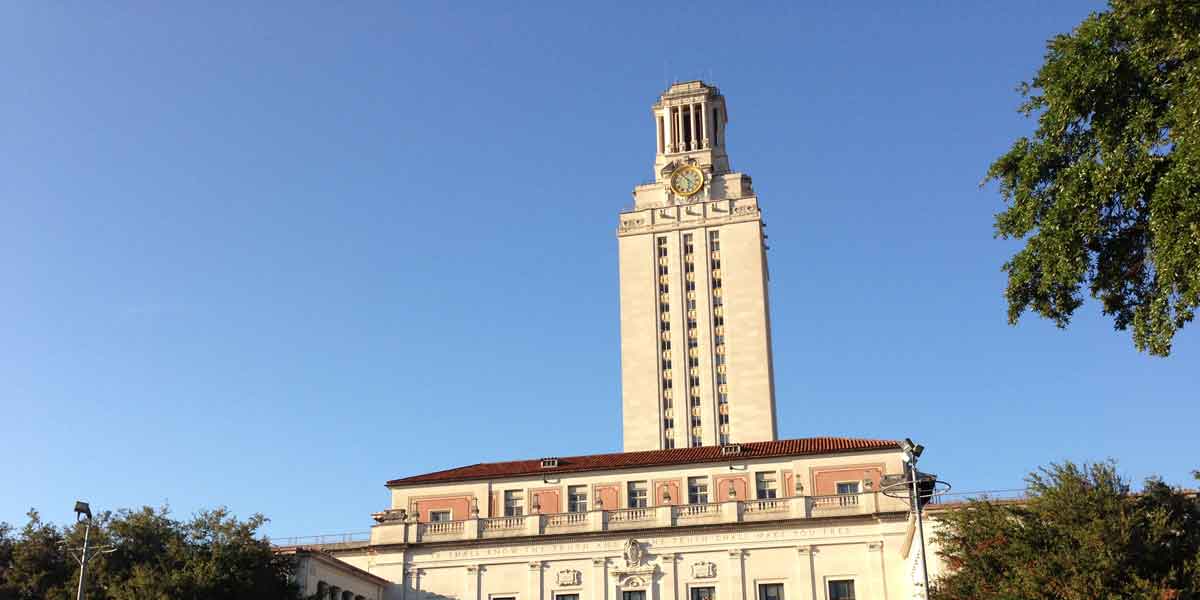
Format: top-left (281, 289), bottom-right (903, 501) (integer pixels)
top-left (76, 519), bottom-right (90, 600)
top-left (909, 457), bottom-right (931, 598)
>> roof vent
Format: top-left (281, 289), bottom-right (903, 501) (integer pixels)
top-left (720, 444), bottom-right (742, 456)
top-left (540, 458), bottom-right (559, 468)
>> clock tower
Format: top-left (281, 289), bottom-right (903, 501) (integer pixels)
top-left (618, 81), bottom-right (777, 452)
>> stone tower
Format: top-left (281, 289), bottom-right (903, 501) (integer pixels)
top-left (618, 81), bottom-right (777, 452)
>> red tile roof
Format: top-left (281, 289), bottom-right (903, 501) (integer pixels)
top-left (387, 437), bottom-right (899, 487)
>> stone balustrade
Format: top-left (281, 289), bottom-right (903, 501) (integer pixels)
top-left (370, 492), bottom-right (907, 546)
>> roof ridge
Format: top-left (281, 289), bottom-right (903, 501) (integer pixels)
top-left (386, 437), bottom-right (899, 487)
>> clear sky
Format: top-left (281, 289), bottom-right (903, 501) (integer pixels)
top-left (3, 1), bottom-right (1195, 539)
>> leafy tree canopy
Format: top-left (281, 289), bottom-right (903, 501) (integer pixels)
top-left (0, 506), bottom-right (307, 600)
top-left (932, 462), bottom-right (1200, 599)
top-left (988, 0), bottom-right (1200, 356)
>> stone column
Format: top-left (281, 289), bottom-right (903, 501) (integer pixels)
top-left (691, 104), bottom-right (699, 150)
top-left (700, 102), bottom-right (708, 149)
top-left (794, 547), bottom-right (815, 600)
top-left (404, 568), bottom-right (422, 600)
top-left (867, 542), bottom-right (888, 600)
top-left (724, 550), bottom-right (745, 600)
top-left (529, 561), bottom-right (545, 600)
top-left (660, 554), bottom-right (678, 600)
top-left (592, 558), bottom-right (608, 600)
top-left (657, 112), bottom-right (665, 154)
top-left (465, 565), bottom-right (480, 600)
top-left (675, 106), bottom-right (683, 153)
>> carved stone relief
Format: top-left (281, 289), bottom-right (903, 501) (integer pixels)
top-left (556, 569), bottom-right (581, 587)
top-left (691, 561), bottom-right (716, 579)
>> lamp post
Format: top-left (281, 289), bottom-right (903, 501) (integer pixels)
top-left (900, 439), bottom-right (931, 599)
top-left (70, 501), bottom-right (114, 600)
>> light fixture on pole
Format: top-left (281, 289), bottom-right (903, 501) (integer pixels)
top-left (69, 501), bottom-right (115, 600)
top-left (882, 439), bottom-right (950, 600)
top-left (902, 439), bottom-right (930, 598)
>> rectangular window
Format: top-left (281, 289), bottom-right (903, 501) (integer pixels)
top-left (687, 476), bottom-right (709, 504)
top-left (691, 587), bottom-right (716, 600)
top-left (755, 472), bottom-right (778, 499)
top-left (836, 481), bottom-right (861, 495)
top-left (567, 486), bottom-right (588, 513)
top-left (557, 595), bottom-right (579, 600)
top-left (691, 436), bottom-right (702, 447)
top-left (623, 592), bottom-right (645, 600)
top-left (627, 481), bottom-right (648, 508)
top-left (719, 433), bottom-right (730, 445)
top-left (827, 580), bottom-right (855, 600)
top-left (758, 584), bottom-right (783, 600)
top-left (503, 490), bottom-right (524, 517)
top-left (429, 510), bottom-right (452, 522)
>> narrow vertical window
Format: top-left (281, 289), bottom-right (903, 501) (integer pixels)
top-left (657, 236), bottom-right (673, 449)
top-left (687, 476), bottom-right (709, 504)
top-left (755, 472), bottom-right (778, 499)
top-left (657, 116), bottom-right (665, 154)
top-left (503, 491), bottom-right (524, 517)
top-left (568, 486), bottom-right (588, 512)
top-left (627, 481), bottom-right (648, 508)
top-left (709, 230), bottom-right (728, 444)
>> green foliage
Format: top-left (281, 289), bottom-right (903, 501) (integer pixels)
top-left (932, 461), bottom-right (1200, 599)
top-left (987, 0), bottom-right (1200, 356)
top-left (0, 506), bottom-right (302, 600)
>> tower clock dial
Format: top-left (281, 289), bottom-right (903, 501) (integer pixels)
top-left (669, 165), bottom-right (705, 198)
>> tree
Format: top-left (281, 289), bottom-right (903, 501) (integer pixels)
top-left (931, 462), bottom-right (1200, 599)
top-left (0, 506), bottom-right (304, 600)
top-left (987, 0), bottom-right (1200, 356)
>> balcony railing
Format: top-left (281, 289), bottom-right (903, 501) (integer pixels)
top-left (368, 492), bottom-right (908, 546)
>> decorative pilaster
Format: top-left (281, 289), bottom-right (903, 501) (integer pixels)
top-left (404, 567), bottom-right (423, 600)
top-left (867, 542), bottom-right (888, 600)
top-left (529, 561), bottom-right (545, 600)
top-left (700, 101), bottom-right (709, 149)
top-left (465, 566), bottom-right (480, 600)
top-left (660, 553), bottom-right (678, 600)
top-left (794, 546), bottom-right (815, 600)
top-left (725, 550), bottom-right (745, 600)
top-left (592, 558), bottom-right (608, 600)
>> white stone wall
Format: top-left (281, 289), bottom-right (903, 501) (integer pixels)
top-left (336, 515), bottom-right (914, 600)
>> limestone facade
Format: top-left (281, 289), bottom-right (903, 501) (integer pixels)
top-left (620, 81), bottom-right (777, 452)
top-left (313, 440), bottom-right (927, 600)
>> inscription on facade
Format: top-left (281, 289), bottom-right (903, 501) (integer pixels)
top-left (427, 527), bottom-right (857, 561)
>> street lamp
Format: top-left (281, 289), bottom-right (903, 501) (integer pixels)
top-left (901, 439), bottom-right (930, 598)
top-left (69, 500), bottom-right (114, 600)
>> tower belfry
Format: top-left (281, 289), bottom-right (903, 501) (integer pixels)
top-left (618, 81), bottom-right (777, 452)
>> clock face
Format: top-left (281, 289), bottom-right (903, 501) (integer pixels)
top-left (670, 165), bottom-right (704, 197)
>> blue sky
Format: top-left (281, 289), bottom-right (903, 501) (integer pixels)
top-left (3, 1), bottom-right (1195, 539)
